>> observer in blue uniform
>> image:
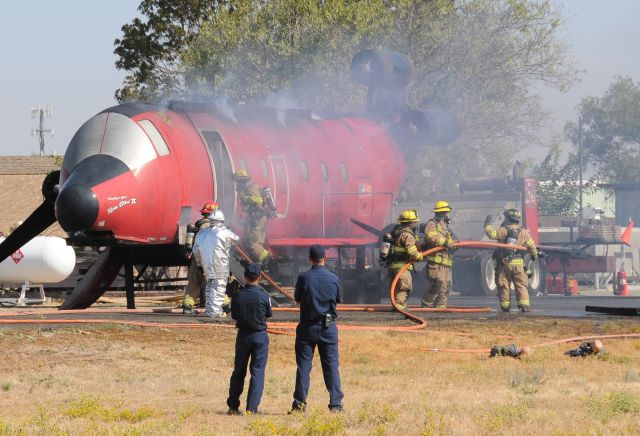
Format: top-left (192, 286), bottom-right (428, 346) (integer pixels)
top-left (291, 244), bottom-right (344, 412)
top-left (226, 263), bottom-right (272, 415)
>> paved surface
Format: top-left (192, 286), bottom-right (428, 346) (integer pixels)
top-left (1, 284), bottom-right (639, 325)
top-left (0, 291), bottom-right (638, 328)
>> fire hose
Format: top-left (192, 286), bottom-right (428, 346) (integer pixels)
top-left (389, 240), bottom-right (535, 328)
top-left (1, 240), bottom-right (637, 350)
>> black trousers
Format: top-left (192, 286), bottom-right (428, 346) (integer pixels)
top-left (292, 322), bottom-right (343, 409)
top-left (227, 330), bottom-right (269, 412)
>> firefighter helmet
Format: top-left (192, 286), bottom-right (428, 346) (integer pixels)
top-left (200, 201), bottom-right (219, 215)
top-left (211, 209), bottom-right (225, 223)
top-left (233, 169), bottom-right (250, 181)
top-left (432, 200), bottom-right (452, 213)
top-left (398, 209), bottom-right (419, 223)
top-left (503, 208), bottom-right (521, 223)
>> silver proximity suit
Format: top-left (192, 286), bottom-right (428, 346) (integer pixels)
top-left (192, 223), bottom-right (239, 316)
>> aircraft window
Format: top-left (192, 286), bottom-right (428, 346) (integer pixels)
top-left (300, 161), bottom-right (309, 181)
top-left (339, 161), bottom-right (348, 181)
top-left (63, 112), bottom-right (157, 174)
top-left (320, 161), bottom-right (329, 182)
top-left (260, 160), bottom-right (269, 178)
top-left (139, 120), bottom-right (170, 156)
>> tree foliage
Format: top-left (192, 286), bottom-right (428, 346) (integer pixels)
top-left (113, 0), bottom-right (218, 102)
top-left (534, 144), bottom-right (581, 215)
top-left (565, 76), bottom-right (640, 183)
top-left (115, 0), bottom-right (575, 193)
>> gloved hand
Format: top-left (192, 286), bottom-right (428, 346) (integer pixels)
top-left (525, 268), bottom-right (534, 278)
top-left (444, 240), bottom-right (457, 253)
top-left (484, 215), bottom-right (493, 226)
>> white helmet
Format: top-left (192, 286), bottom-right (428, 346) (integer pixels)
top-left (211, 209), bottom-right (225, 223)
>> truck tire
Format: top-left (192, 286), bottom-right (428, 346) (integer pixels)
top-left (527, 259), bottom-right (542, 295)
top-left (480, 254), bottom-right (498, 297)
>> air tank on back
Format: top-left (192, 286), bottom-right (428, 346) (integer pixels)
top-left (0, 236), bottom-right (76, 284)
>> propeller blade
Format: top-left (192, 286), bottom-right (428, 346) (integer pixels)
top-left (59, 247), bottom-right (123, 310)
top-left (0, 201), bottom-right (56, 263)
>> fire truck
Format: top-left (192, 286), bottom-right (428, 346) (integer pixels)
top-left (393, 176), bottom-right (544, 297)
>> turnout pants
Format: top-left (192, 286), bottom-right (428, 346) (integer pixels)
top-left (496, 263), bottom-right (530, 309)
top-left (227, 330), bottom-right (269, 413)
top-left (205, 277), bottom-right (228, 315)
top-left (422, 263), bottom-right (452, 308)
top-left (388, 268), bottom-right (412, 306)
top-left (184, 258), bottom-right (205, 304)
top-left (293, 322), bottom-right (343, 410)
top-left (243, 215), bottom-right (269, 263)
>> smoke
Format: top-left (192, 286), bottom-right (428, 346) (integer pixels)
top-left (213, 99), bottom-right (237, 123)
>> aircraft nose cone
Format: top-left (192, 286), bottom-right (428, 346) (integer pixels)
top-left (55, 184), bottom-right (99, 232)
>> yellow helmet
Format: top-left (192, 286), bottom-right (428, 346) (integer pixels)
top-left (398, 209), bottom-right (419, 223)
top-left (432, 200), bottom-right (452, 213)
top-left (503, 208), bottom-right (521, 223)
top-left (233, 169), bottom-right (250, 180)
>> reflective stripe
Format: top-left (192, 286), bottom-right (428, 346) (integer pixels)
top-left (246, 195), bottom-right (264, 205)
top-left (501, 301), bottom-right (511, 308)
top-left (407, 246), bottom-right (423, 261)
top-left (258, 250), bottom-right (270, 263)
top-left (426, 254), bottom-right (452, 267)
top-left (389, 262), bottom-right (414, 270)
top-left (519, 300), bottom-right (530, 306)
top-left (507, 258), bottom-right (525, 265)
top-left (485, 225), bottom-right (498, 240)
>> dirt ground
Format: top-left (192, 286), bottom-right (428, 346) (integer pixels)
top-left (0, 317), bottom-right (639, 435)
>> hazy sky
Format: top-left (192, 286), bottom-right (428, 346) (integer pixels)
top-left (1, 0), bottom-right (639, 157)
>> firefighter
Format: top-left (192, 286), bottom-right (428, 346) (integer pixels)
top-left (484, 208), bottom-right (538, 313)
top-left (234, 169), bottom-right (272, 269)
top-left (386, 210), bottom-right (423, 311)
top-left (183, 201), bottom-right (218, 314)
top-left (192, 209), bottom-right (240, 318)
top-left (421, 201), bottom-right (456, 308)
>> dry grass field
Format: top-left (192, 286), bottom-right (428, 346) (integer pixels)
top-left (0, 317), bottom-right (639, 435)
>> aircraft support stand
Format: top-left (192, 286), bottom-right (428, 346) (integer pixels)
top-left (124, 263), bottom-right (135, 309)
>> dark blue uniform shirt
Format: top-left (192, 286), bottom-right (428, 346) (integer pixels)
top-left (231, 284), bottom-right (272, 332)
top-left (294, 265), bottom-right (342, 322)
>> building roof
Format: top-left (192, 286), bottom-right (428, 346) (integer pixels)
top-left (0, 156), bottom-right (61, 175)
top-left (0, 157), bottom-right (64, 236)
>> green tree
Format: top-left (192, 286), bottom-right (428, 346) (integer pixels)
top-left (534, 144), bottom-right (580, 215)
top-left (113, 0), bottom-right (219, 102)
top-left (565, 76), bottom-right (640, 183)
top-left (115, 0), bottom-right (576, 193)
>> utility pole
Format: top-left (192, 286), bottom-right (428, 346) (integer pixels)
top-left (578, 115), bottom-right (583, 216)
top-left (31, 105), bottom-right (55, 156)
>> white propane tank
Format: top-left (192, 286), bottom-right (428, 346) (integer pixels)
top-left (0, 236), bottom-right (76, 284)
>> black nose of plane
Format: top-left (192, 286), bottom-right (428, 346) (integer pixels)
top-left (55, 184), bottom-right (99, 232)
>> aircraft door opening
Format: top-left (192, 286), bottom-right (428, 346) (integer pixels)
top-left (270, 156), bottom-right (289, 217)
top-left (202, 131), bottom-right (234, 215)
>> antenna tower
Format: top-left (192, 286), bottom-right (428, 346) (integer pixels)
top-left (31, 105), bottom-right (55, 156)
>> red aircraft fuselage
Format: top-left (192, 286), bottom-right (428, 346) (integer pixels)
top-left (56, 103), bottom-right (406, 252)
